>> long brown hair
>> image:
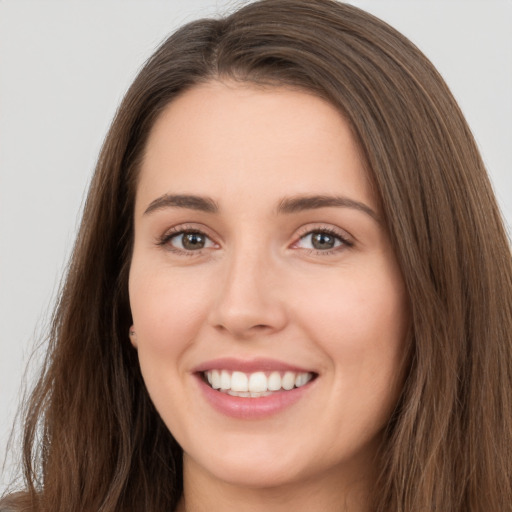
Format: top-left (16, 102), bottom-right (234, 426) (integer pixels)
top-left (2, 1), bottom-right (511, 510)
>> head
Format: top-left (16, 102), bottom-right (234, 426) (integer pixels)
top-left (15, 1), bottom-right (512, 511)
top-left (127, 79), bottom-right (410, 511)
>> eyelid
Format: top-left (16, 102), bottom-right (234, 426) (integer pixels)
top-left (156, 223), bottom-right (220, 253)
top-left (291, 224), bottom-right (354, 253)
top-left (155, 222), bottom-right (354, 256)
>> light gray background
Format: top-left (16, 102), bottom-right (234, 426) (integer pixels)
top-left (1, 0), bottom-right (511, 492)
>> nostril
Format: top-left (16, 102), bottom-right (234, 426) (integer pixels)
top-left (213, 322), bottom-right (274, 335)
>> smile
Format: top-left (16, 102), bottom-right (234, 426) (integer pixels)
top-left (204, 370), bottom-right (314, 397)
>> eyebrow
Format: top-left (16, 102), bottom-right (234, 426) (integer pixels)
top-left (143, 193), bottom-right (379, 221)
top-left (144, 194), bottom-right (219, 215)
top-left (277, 195), bottom-right (379, 221)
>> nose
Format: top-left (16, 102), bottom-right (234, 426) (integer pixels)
top-left (208, 246), bottom-right (288, 339)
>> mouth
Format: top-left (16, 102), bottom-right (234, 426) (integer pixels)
top-left (201, 369), bottom-right (316, 397)
top-left (194, 359), bottom-right (318, 418)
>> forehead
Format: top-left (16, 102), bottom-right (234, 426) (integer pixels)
top-left (136, 80), bottom-right (374, 214)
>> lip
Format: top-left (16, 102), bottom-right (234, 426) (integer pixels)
top-left (192, 358), bottom-right (317, 420)
top-left (192, 357), bottom-right (313, 374)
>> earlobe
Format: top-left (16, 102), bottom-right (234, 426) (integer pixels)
top-left (129, 326), bottom-right (137, 348)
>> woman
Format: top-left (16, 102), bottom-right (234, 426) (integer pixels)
top-left (2, 0), bottom-right (511, 510)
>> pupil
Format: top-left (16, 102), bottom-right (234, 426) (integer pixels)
top-left (182, 233), bottom-right (205, 250)
top-left (312, 232), bottom-right (335, 250)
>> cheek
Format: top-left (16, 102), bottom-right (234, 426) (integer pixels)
top-left (127, 264), bottom-right (213, 421)
top-left (293, 264), bottom-right (408, 386)
top-left (129, 263), bottom-right (213, 355)
top-left (127, 283), bottom-right (213, 449)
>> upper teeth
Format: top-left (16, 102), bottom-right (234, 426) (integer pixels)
top-left (204, 370), bottom-right (313, 394)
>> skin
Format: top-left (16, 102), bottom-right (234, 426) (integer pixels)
top-left (128, 81), bottom-right (409, 512)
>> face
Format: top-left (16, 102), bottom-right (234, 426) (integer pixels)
top-left (129, 81), bottom-right (409, 495)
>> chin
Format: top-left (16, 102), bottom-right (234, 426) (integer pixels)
top-left (185, 443), bottom-right (311, 489)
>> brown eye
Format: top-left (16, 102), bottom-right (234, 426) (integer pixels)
top-left (311, 232), bottom-right (337, 250)
top-left (181, 232), bottom-right (206, 250)
top-left (295, 229), bottom-right (351, 253)
top-left (167, 230), bottom-right (215, 252)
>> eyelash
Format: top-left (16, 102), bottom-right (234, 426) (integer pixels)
top-left (156, 225), bottom-right (215, 256)
top-left (156, 225), bottom-right (353, 256)
top-left (293, 226), bottom-right (354, 256)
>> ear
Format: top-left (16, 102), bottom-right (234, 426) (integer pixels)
top-left (129, 326), bottom-right (138, 348)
